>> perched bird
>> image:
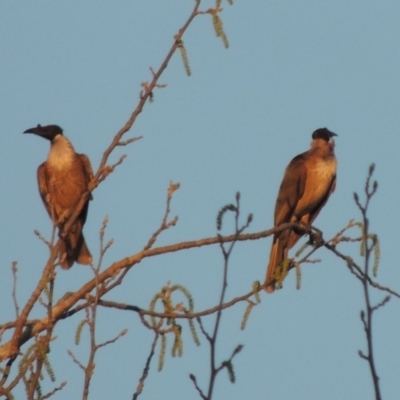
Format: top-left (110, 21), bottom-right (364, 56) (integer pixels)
top-left (24, 124), bottom-right (93, 269)
top-left (265, 128), bottom-right (337, 293)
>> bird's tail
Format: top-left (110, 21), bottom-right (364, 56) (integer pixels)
top-left (58, 232), bottom-right (92, 269)
top-left (286, 231), bottom-right (302, 251)
top-left (58, 238), bottom-right (74, 269)
top-left (265, 238), bottom-right (285, 293)
top-left (76, 233), bottom-right (92, 265)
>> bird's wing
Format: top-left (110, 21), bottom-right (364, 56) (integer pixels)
top-left (79, 153), bottom-right (93, 182)
top-left (274, 153), bottom-right (307, 226)
top-left (78, 153), bottom-right (93, 224)
top-left (37, 162), bottom-right (55, 222)
top-left (78, 153), bottom-right (93, 199)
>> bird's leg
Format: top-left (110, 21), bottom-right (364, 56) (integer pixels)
top-left (307, 228), bottom-right (323, 248)
top-left (293, 221), bottom-right (310, 235)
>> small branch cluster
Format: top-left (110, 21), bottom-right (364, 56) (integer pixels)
top-left (68, 234), bottom-right (127, 400)
top-left (190, 192), bottom-right (249, 399)
top-left (352, 164), bottom-right (384, 400)
top-left (143, 182), bottom-right (180, 251)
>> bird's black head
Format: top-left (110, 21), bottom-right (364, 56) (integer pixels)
top-left (312, 128), bottom-right (338, 142)
top-left (23, 124), bottom-right (63, 141)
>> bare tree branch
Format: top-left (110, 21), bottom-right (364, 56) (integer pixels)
top-left (352, 164), bottom-right (383, 400)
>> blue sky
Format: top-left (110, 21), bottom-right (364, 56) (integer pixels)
top-left (1, 1), bottom-right (400, 399)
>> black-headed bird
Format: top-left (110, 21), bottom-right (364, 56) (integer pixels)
top-left (266, 128), bottom-right (337, 293)
top-left (24, 124), bottom-right (93, 269)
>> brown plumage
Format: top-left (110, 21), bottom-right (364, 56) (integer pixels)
top-left (265, 128), bottom-right (337, 293)
top-left (24, 124), bottom-right (93, 269)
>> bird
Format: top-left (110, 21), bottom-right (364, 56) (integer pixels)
top-left (24, 124), bottom-right (93, 269)
top-left (265, 128), bottom-right (337, 293)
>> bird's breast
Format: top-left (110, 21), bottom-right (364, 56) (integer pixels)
top-left (295, 157), bottom-right (336, 216)
top-left (46, 159), bottom-right (88, 211)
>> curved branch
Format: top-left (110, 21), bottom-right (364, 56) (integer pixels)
top-left (0, 223), bottom-right (290, 361)
top-left (2, 221), bottom-right (399, 361)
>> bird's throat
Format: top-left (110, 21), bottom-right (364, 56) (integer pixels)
top-left (47, 136), bottom-right (75, 170)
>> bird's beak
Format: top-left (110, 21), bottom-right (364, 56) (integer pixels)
top-left (23, 125), bottom-right (48, 139)
top-left (23, 127), bottom-right (38, 134)
top-left (331, 132), bottom-right (338, 137)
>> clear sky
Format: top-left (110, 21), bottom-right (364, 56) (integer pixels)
top-left (1, 1), bottom-right (400, 399)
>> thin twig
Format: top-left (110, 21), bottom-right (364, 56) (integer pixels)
top-left (116, 136), bottom-right (143, 147)
top-left (11, 262), bottom-right (19, 318)
top-left (132, 333), bottom-right (159, 400)
top-left (143, 182), bottom-right (180, 251)
top-left (189, 374), bottom-right (207, 400)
